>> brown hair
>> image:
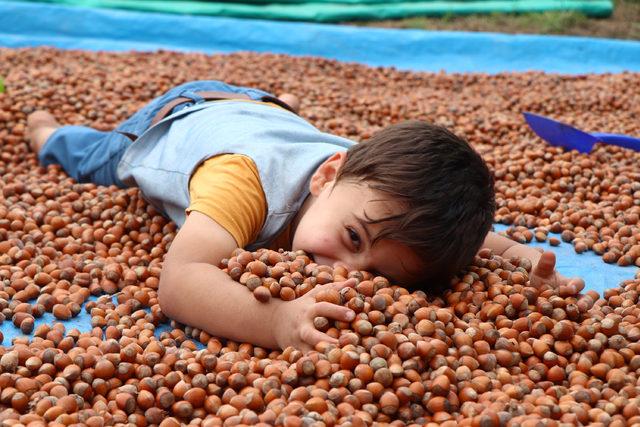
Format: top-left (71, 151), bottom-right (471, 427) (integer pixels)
top-left (336, 120), bottom-right (495, 293)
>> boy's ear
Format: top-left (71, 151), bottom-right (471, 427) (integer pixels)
top-left (309, 152), bottom-right (347, 196)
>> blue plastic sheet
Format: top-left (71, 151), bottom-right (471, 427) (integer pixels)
top-left (1, 295), bottom-right (182, 348)
top-left (5, 0), bottom-right (615, 22)
top-left (492, 224), bottom-right (637, 296)
top-left (0, 1), bottom-right (639, 73)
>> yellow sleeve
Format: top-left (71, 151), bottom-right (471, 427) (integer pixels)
top-left (186, 154), bottom-right (267, 248)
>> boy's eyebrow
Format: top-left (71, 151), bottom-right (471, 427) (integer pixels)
top-left (355, 211), bottom-right (409, 282)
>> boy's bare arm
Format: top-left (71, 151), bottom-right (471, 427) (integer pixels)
top-left (158, 211), bottom-right (355, 351)
top-left (158, 211), bottom-right (282, 348)
top-left (482, 231), bottom-right (542, 265)
top-left (482, 231), bottom-right (584, 291)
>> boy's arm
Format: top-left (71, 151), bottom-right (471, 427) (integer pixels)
top-left (158, 211), bottom-right (355, 351)
top-left (482, 231), bottom-right (585, 291)
top-left (483, 231), bottom-right (543, 265)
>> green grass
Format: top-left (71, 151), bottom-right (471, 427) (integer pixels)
top-left (520, 12), bottom-right (589, 34)
top-left (396, 11), bottom-right (590, 34)
top-left (352, 0), bottom-right (640, 40)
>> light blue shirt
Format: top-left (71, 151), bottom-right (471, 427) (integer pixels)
top-left (117, 100), bottom-right (355, 248)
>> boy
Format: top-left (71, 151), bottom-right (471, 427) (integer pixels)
top-left (28, 80), bottom-right (584, 352)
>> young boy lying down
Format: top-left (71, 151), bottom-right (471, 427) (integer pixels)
top-left (28, 80), bottom-right (584, 351)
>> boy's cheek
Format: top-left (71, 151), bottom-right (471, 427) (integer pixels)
top-left (294, 233), bottom-right (338, 261)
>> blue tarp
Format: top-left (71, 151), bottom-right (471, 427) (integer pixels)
top-left (0, 1), bottom-right (639, 73)
top-left (0, 295), bottom-right (180, 347)
top-left (5, 0), bottom-right (615, 22)
top-left (492, 224), bottom-right (637, 295)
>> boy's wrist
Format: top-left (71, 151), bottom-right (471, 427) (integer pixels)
top-left (267, 297), bottom-right (288, 349)
top-left (502, 243), bottom-right (542, 267)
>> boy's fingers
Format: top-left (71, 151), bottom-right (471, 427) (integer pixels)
top-left (313, 301), bottom-right (356, 322)
top-left (300, 326), bottom-right (337, 347)
top-left (307, 278), bottom-right (356, 297)
top-left (533, 251), bottom-right (556, 277)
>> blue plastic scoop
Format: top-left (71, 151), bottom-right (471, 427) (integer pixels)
top-left (523, 112), bottom-right (640, 153)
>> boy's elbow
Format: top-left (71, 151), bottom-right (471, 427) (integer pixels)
top-left (158, 268), bottom-right (179, 319)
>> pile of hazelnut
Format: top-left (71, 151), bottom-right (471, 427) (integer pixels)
top-left (0, 47), bottom-right (639, 425)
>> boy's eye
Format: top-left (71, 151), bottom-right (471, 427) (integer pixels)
top-left (347, 227), bottom-right (361, 250)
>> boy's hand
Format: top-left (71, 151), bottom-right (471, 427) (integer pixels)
top-left (272, 278), bottom-right (357, 352)
top-left (529, 251), bottom-right (585, 294)
top-left (484, 233), bottom-right (586, 295)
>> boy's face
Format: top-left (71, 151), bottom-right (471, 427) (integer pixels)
top-left (291, 153), bottom-right (423, 284)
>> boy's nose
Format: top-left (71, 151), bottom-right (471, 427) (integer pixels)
top-left (334, 255), bottom-right (370, 273)
top-left (312, 255), bottom-right (343, 270)
top-left (332, 260), bottom-right (353, 271)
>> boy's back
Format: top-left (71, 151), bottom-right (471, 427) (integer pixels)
top-left (118, 98), bottom-right (353, 246)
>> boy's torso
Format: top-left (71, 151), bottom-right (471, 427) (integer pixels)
top-left (116, 100), bottom-right (356, 249)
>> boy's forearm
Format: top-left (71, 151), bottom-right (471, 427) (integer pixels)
top-left (158, 263), bottom-right (282, 349)
top-left (482, 231), bottom-right (542, 267)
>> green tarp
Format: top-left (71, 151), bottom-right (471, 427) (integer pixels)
top-left (16, 0), bottom-right (613, 22)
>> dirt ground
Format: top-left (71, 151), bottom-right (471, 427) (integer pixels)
top-left (352, 0), bottom-right (640, 40)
